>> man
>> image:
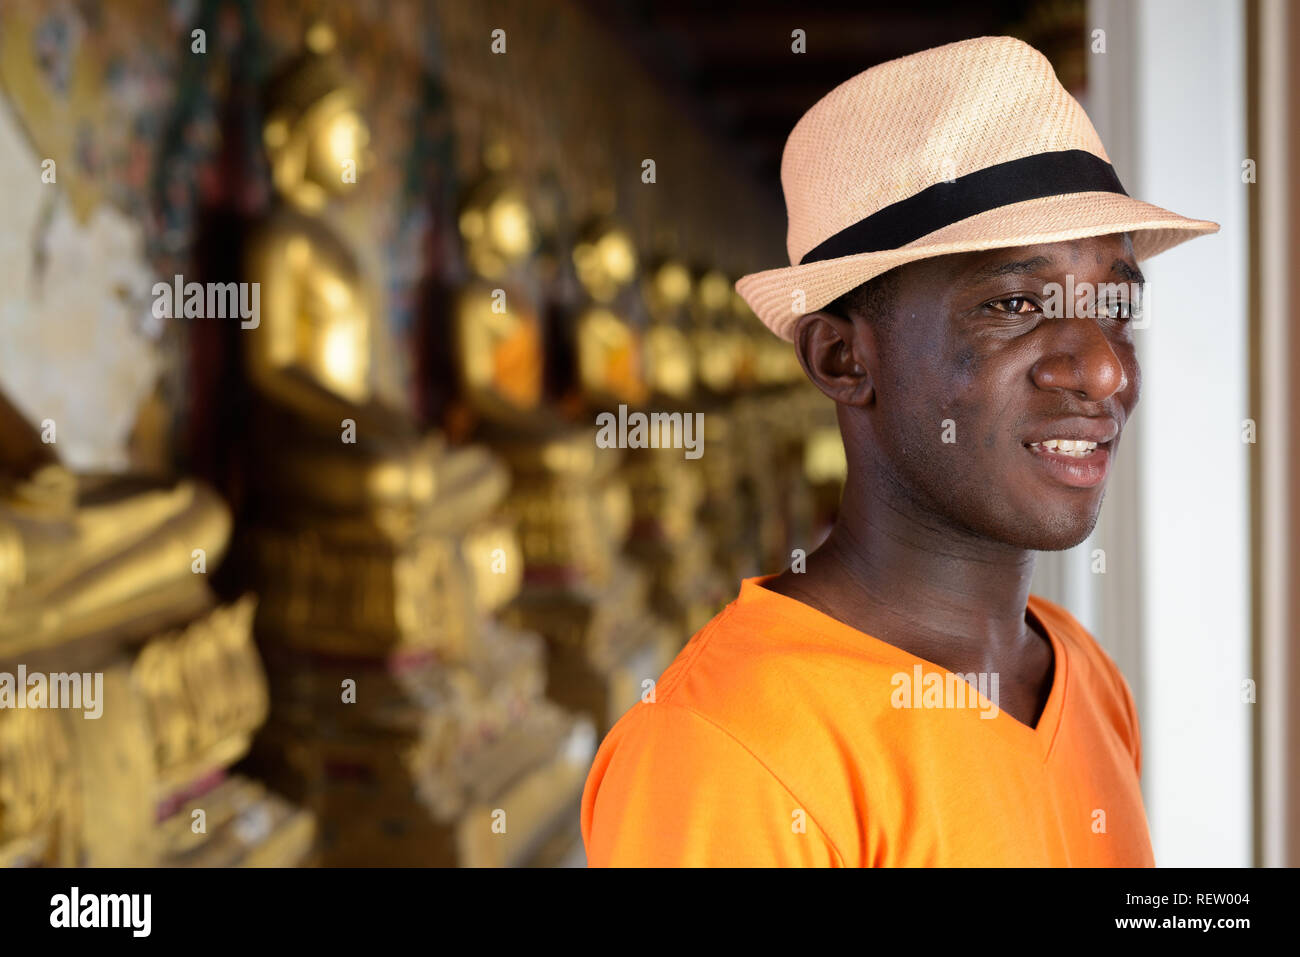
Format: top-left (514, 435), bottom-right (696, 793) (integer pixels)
top-left (580, 36), bottom-right (1218, 866)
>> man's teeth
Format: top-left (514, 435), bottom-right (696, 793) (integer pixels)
top-left (1030, 438), bottom-right (1098, 457)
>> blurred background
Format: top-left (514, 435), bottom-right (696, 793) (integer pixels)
top-left (0, 0), bottom-right (1294, 868)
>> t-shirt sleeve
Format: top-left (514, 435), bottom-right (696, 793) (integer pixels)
top-left (580, 702), bottom-right (843, 867)
top-left (1118, 669), bottom-right (1142, 778)
top-left (1057, 602), bottom-right (1143, 780)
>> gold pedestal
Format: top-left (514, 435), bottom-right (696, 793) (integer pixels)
top-left (621, 440), bottom-right (730, 637)
top-left (491, 429), bottom-right (680, 738)
top-left (0, 594), bottom-right (316, 867)
top-left (503, 561), bottom-right (680, 734)
top-left (240, 443), bottom-right (595, 866)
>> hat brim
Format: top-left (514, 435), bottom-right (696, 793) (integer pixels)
top-left (736, 191), bottom-right (1220, 342)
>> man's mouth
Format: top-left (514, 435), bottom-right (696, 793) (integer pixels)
top-left (1023, 437), bottom-right (1112, 487)
top-left (1027, 438), bottom-right (1097, 458)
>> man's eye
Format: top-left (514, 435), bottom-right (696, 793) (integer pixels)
top-left (989, 297), bottom-right (1039, 314)
top-left (1100, 297), bottom-right (1132, 320)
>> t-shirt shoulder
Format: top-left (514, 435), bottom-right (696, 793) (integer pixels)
top-left (1027, 593), bottom-right (1131, 701)
top-left (581, 695), bottom-right (846, 866)
top-left (1027, 592), bottom-right (1142, 772)
top-left (649, 590), bottom-right (907, 723)
top-left (582, 597), bottom-right (864, 865)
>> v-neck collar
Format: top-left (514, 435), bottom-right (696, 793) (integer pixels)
top-left (737, 575), bottom-right (1069, 763)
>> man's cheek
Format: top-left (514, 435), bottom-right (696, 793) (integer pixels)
top-left (933, 387), bottom-right (985, 449)
top-left (1125, 359), bottom-right (1142, 409)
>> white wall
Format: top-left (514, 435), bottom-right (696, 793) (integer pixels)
top-left (1129, 0), bottom-right (1252, 866)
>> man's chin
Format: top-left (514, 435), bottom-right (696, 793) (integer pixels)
top-left (1013, 509), bottom-right (1102, 551)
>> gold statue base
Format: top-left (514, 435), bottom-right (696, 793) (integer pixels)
top-left (502, 560), bottom-right (681, 736)
top-left (249, 650), bottom-right (593, 867)
top-left (0, 596), bottom-right (315, 867)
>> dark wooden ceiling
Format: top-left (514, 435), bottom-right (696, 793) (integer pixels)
top-left (583, 0), bottom-right (1042, 196)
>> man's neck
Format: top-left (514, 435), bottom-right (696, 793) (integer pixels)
top-left (765, 470), bottom-right (1040, 665)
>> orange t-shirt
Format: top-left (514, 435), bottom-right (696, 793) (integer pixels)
top-left (581, 575), bottom-right (1152, 866)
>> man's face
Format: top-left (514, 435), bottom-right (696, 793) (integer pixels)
top-left (866, 234), bottom-right (1142, 551)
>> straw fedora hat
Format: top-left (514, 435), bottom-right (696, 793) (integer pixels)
top-left (735, 35), bottom-right (1219, 342)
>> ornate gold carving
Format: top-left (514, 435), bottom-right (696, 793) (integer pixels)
top-left (0, 705), bottom-right (71, 863)
top-left (132, 596), bottom-right (267, 793)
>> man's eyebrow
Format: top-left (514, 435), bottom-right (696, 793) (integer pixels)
top-left (965, 256), bottom-right (1053, 284)
top-left (1111, 259), bottom-right (1145, 284)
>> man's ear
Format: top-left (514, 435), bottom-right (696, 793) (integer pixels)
top-left (793, 310), bottom-right (875, 407)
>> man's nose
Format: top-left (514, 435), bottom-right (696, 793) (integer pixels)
top-left (1029, 316), bottom-right (1130, 401)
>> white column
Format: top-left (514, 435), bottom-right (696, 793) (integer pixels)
top-left (1129, 0), bottom-right (1252, 867)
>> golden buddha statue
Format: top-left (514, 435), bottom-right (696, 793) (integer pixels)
top-left (451, 142), bottom-right (548, 430)
top-left (0, 389), bottom-right (312, 868)
top-left (641, 255), bottom-right (696, 402)
top-left (599, 250), bottom-right (730, 638)
top-left (0, 389), bottom-right (229, 655)
top-left (242, 22), bottom-right (464, 532)
top-left (238, 24), bottom-right (528, 648)
top-left (571, 214), bottom-right (649, 409)
top-left (691, 267), bottom-right (750, 395)
top-left (235, 26), bottom-right (594, 866)
top-left (442, 156), bottom-right (680, 738)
